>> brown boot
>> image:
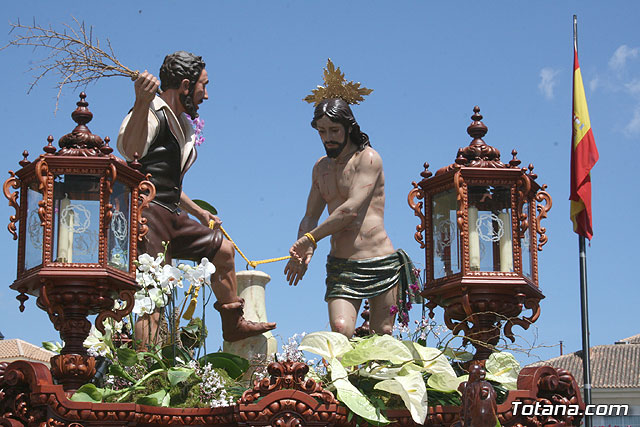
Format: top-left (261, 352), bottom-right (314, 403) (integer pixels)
top-left (214, 298), bottom-right (276, 342)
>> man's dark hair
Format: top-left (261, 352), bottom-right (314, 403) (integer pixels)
top-left (159, 51), bottom-right (206, 91)
top-left (311, 98), bottom-right (371, 149)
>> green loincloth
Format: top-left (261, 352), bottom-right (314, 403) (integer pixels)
top-left (325, 249), bottom-right (420, 303)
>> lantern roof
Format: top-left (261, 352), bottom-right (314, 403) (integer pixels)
top-left (55, 92), bottom-right (113, 157)
top-left (437, 106), bottom-right (529, 175)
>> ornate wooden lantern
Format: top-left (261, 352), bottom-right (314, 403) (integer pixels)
top-left (408, 106), bottom-right (551, 360)
top-left (3, 93), bottom-right (155, 390)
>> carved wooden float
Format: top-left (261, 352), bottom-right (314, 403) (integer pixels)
top-left (0, 360), bottom-right (584, 426)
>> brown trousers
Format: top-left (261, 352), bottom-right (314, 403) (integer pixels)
top-left (140, 202), bottom-right (223, 263)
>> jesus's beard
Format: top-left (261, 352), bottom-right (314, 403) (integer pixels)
top-left (323, 139), bottom-right (347, 158)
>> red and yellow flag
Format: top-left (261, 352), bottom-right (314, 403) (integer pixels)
top-left (570, 47), bottom-right (599, 240)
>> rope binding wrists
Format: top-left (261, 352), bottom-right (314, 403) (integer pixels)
top-left (304, 232), bottom-right (317, 249)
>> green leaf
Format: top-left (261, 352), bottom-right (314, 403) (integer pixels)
top-left (109, 363), bottom-right (136, 383)
top-left (357, 363), bottom-right (403, 380)
top-left (341, 335), bottom-right (412, 367)
top-left (427, 371), bottom-right (465, 393)
top-left (162, 390), bottom-right (171, 407)
top-left (70, 383), bottom-right (105, 403)
top-left (374, 371), bottom-right (429, 425)
top-left (441, 347), bottom-right (474, 362)
top-left (403, 341), bottom-right (457, 377)
top-left (198, 352), bottom-right (249, 379)
top-left (192, 199), bottom-right (218, 215)
top-left (137, 389), bottom-right (169, 407)
top-left (42, 341), bottom-right (62, 353)
top-left (299, 331), bottom-right (353, 360)
top-left (485, 352), bottom-right (520, 390)
top-left (330, 357), bottom-right (390, 425)
top-left (160, 345), bottom-right (191, 367)
top-left (117, 347), bottom-right (138, 367)
top-left (167, 367), bottom-right (194, 386)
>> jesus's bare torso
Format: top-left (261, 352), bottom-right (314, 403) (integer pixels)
top-left (313, 146), bottom-right (394, 260)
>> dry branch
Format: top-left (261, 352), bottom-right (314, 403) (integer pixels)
top-left (1, 16), bottom-right (138, 110)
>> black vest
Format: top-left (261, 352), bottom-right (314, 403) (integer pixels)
top-left (135, 108), bottom-right (196, 212)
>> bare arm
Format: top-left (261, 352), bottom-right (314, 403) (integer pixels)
top-left (180, 191), bottom-right (222, 228)
top-left (309, 149), bottom-right (382, 241)
top-left (119, 71), bottom-right (159, 160)
top-left (297, 170), bottom-right (327, 238)
top-left (285, 163), bottom-right (327, 286)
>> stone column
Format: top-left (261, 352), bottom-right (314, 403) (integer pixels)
top-left (223, 270), bottom-right (277, 361)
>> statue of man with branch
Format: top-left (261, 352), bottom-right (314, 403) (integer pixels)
top-left (2, 21), bottom-right (275, 346)
top-left (117, 51), bottom-right (276, 347)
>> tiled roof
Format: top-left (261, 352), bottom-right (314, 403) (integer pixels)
top-left (528, 335), bottom-right (640, 389)
top-left (620, 334), bottom-right (640, 344)
top-left (0, 339), bottom-right (55, 363)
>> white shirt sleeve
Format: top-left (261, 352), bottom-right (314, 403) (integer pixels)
top-left (116, 109), bottom-right (160, 162)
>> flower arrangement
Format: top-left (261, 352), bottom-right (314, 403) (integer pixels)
top-left (57, 252), bottom-right (524, 419)
top-left (187, 116), bottom-right (205, 146)
top-left (298, 331), bottom-right (521, 426)
top-left (68, 251), bottom-right (246, 408)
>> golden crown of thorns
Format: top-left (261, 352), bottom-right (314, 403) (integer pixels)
top-left (303, 59), bottom-right (373, 106)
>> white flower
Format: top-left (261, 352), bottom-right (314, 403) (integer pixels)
top-left (136, 270), bottom-right (157, 288)
top-left (148, 287), bottom-right (168, 308)
top-left (84, 325), bottom-right (112, 357)
top-left (159, 264), bottom-right (182, 290)
top-left (137, 253), bottom-right (155, 272)
top-left (133, 291), bottom-right (155, 315)
top-left (200, 258), bottom-right (216, 284)
top-left (186, 258), bottom-right (216, 286)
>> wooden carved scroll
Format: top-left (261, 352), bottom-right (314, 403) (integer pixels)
top-left (408, 182), bottom-right (426, 248)
top-left (136, 176), bottom-right (156, 241)
top-left (515, 173), bottom-right (531, 236)
top-left (3, 171), bottom-right (21, 240)
top-left (94, 289), bottom-right (135, 334)
top-left (535, 186), bottom-right (552, 250)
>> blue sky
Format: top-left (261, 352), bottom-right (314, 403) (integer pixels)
top-left (1, 1), bottom-right (638, 367)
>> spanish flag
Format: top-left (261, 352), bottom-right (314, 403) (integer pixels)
top-left (570, 45), bottom-right (599, 240)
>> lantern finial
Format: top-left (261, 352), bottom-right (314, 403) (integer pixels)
top-left (58, 92), bottom-right (103, 155)
top-left (43, 135), bottom-right (56, 154)
top-left (467, 106), bottom-right (488, 144)
top-left (101, 136), bottom-right (113, 155)
top-left (19, 151), bottom-right (30, 167)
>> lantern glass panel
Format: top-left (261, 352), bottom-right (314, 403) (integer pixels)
top-left (107, 181), bottom-right (131, 271)
top-left (467, 185), bottom-right (513, 273)
top-left (24, 182), bottom-right (44, 271)
top-left (52, 174), bottom-right (101, 264)
top-left (432, 188), bottom-right (462, 279)
top-left (521, 201), bottom-right (532, 279)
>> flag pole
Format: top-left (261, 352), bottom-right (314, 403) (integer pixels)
top-left (574, 14), bottom-right (593, 427)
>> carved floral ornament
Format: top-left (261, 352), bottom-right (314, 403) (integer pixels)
top-left (0, 359), bottom-right (584, 426)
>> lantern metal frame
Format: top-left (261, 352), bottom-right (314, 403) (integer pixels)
top-left (408, 106), bottom-right (551, 360)
top-left (2, 93), bottom-right (155, 390)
